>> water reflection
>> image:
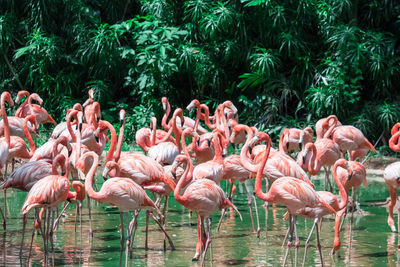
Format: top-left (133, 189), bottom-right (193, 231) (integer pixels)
top-left (0, 175), bottom-right (399, 266)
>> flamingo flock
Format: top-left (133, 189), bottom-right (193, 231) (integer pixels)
top-left (1, 89), bottom-right (396, 266)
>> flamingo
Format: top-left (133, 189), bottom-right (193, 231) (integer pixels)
top-left (51, 103), bottom-right (82, 139)
top-left (163, 97), bottom-right (208, 134)
top-left (389, 123), bottom-right (400, 152)
top-left (14, 92), bottom-right (56, 126)
top-left (384, 161), bottom-right (400, 232)
top-left (171, 154), bottom-right (241, 263)
top-left (30, 135), bottom-right (72, 162)
top-left (20, 154), bottom-right (84, 256)
top-left (251, 132), bottom-right (337, 266)
top-left (192, 129), bottom-right (226, 184)
top-left (82, 89), bottom-right (101, 126)
top-left (77, 151), bottom-right (175, 256)
top-left (147, 116), bottom-right (179, 165)
top-left (315, 115), bottom-right (342, 141)
top-left (297, 139), bottom-right (341, 191)
top-left (280, 127), bottom-right (314, 155)
top-left (323, 115), bottom-right (376, 160)
top-left (14, 91), bottom-right (42, 117)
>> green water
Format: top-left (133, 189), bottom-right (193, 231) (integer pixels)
top-left (1, 173), bottom-right (398, 266)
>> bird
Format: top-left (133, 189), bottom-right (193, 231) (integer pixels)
top-left (51, 103), bottom-right (82, 139)
top-left (384, 161), bottom-right (400, 232)
top-left (280, 127), bottom-right (314, 155)
top-left (389, 123), bottom-right (400, 152)
top-left (76, 151), bottom-right (175, 255)
top-left (20, 154), bottom-right (84, 255)
top-left (322, 115), bottom-right (376, 161)
top-left (171, 154), bottom-right (241, 263)
top-left (30, 135), bottom-right (72, 162)
top-left (14, 91), bottom-right (41, 117)
top-left (251, 132), bottom-right (337, 266)
top-left (82, 89), bottom-right (101, 126)
top-left (297, 139), bottom-right (341, 192)
top-left (164, 97), bottom-right (208, 134)
top-left (315, 115), bottom-right (342, 141)
top-left (14, 92), bottom-right (56, 126)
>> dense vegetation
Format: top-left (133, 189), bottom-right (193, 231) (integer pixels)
top-left (0, 0), bottom-right (399, 149)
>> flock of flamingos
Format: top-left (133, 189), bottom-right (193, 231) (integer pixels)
top-left (0, 89), bottom-right (400, 266)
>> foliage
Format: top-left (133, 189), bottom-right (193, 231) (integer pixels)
top-left (0, 0), bottom-right (399, 147)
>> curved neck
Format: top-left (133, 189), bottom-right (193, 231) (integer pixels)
top-left (332, 163), bottom-right (348, 211)
top-left (161, 99), bottom-right (171, 131)
top-left (174, 158), bottom-right (193, 204)
top-left (254, 136), bottom-right (272, 202)
top-left (181, 130), bottom-right (192, 159)
top-left (239, 126), bottom-right (258, 173)
top-left (308, 144), bottom-right (322, 175)
top-left (1, 95), bottom-right (10, 146)
top-left (150, 118), bottom-right (157, 146)
top-left (278, 129), bottom-right (288, 152)
top-left (66, 112), bottom-right (77, 142)
top-left (51, 155), bottom-right (65, 175)
top-left (52, 137), bottom-right (66, 158)
top-left (200, 104), bottom-right (216, 129)
top-left (212, 133), bottom-right (224, 163)
top-left (156, 126), bottom-right (174, 145)
top-left (389, 131), bottom-right (400, 152)
top-left (114, 119), bottom-right (125, 163)
top-left (194, 106), bottom-right (202, 132)
top-left (323, 116), bottom-right (338, 139)
top-left (172, 115), bottom-right (182, 153)
top-left (84, 154), bottom-right (103, 200)
top-left (102, 121), bottom-right (118, 164)
top-left (23, 117), bottom-right (36, 156)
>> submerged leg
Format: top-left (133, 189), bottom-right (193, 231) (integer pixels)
top-left (145, 210), bottom-right (149, 250)
top-left (20, 214), bottom-right (28, 255)
top-left (316, 220), bottom-right (324, 267)
top-left (119, 212), bottom-right (125, 250)
top-left (283, 214), bottom-right (295, 267)
top-left (302, 218), bottom-right (318, 267)
top-left (387, 186), bottom-right (397, 232)
top-left (201, 217), bottom-right (213, 265)
top-left (242, 182), bottom-right (255, 232)
top-left (149, 212), bottom-right (175, 250)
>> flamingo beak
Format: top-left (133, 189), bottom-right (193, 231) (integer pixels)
top-left (230, 103), bottom-right (238, 116)
top-left (248, 145), bottom-right (253, 155)
top-left (15, 95), bottom-right (20, 104)
top-left (102, 167), bottom-right (109, 181)
top-left (186, 102), bottom-right (194, 111)
top-left (78, 169), bottom-right (85, 180)
top-left (162, 102), bottom-right (167, 111)
top-left (302, 148), bottom-right (309, 165)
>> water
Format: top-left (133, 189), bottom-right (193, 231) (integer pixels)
top-left (1, 172), bottom-right (399, 266)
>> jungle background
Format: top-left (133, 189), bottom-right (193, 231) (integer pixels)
top-left (0, 0), bottom-right (399, 152)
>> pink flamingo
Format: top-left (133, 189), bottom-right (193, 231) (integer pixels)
top-left (315, 115), bottom-right (342, 141)
top-left (297, 138), bottom-right (341, 191)
top-left (384, 161), bottom-right (400, 232)
top-left (14, 91), bottom-right (42, 116)
top-left (20, 154), bottom-right (84, 256)
top-left (192, 129), bottom-right (226, 184)
top-left (77, 151), bottom-right (175, 255)
top-left (389, 123), bottom-right (400, 152)
top-left (280, 127), bottom-right (314, 155)
top-left (14, 92), bottom-right (56, 126)
top-left (82, 89), bottom-right (101, 126)
top-left (30, 135), bottom-right (71, 162)
top-left (323, 115), bottom-right (376, 160)
top-left (171, 154), bottom-right (241, 263)
top-left (252, 132), bottom-right (337, 266)
top-left (163, 97), bottom-right (208, 134)
top-left (51, 103), bottom-right (82, 139)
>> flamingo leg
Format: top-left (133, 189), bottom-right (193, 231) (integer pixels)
top-left (387, 186), bottom-right (397, 232)
top-left (193, 216), bottom-right (202, 261)
top-left (0, 205), bottom-right (5, 230)
top-left (162, 195), bottom-right (169, 251)
top-left (283, 214), bottom-right (295, 267)
top-left (324, 166), bottom-right (333, 193)
top-left (53, 202), bottom-right (70, 231)
top-left (293, 215), bottom-right (299, 266)
top-left (88, 197), bottom-right (93, 238)
top-left (3, 189), bottom-right (7, 230)
top-left (316, 218), bottom-right (324, 266)
top-left (349, 188), bottom-right (355, 247)
top-left (28, 209), bottom-right (38, 261)
top-left (129, 210), bottom-right (140, 259)
top-left (253, 193), bottom-right (261, 238)
top-left (149, 212), bottom-right (175, 250)
top-left (242, 182), bottom-right (255, 233)
top-left (216, 208), bottom-right (226, 232)
top-left (264, 200), bottom-right (269, 238)
top-left (302, 218), bottom-right (318, 267)
top-left (49, 209), bottom-right (55, 253)
top-left (20, 214), bottom-right (28, 255)
top-left (199, 216), bottom-right (206, 267)
top-left (41, 208), bottom-right (48, 257)
top-left (201, 217), bottom-right (213, 265)
top-left (119, 212), bottom-right (125, 250)
top-left (145, 210), bottom-right (149, 250)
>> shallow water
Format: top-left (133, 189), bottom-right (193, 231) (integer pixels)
top-left (1, 172), bottom-right (399, 266)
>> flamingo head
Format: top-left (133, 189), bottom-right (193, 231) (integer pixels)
top-left (119, 109), bottom-right (126, 126)
top-left (30, 93), bottom-right (44, 106)
top-left (186, 99), bottom-right (200, 111)
top-left (1, 91), bottom-right (14, 107)
top-left (161, 97), bottom-right (168, 111)
top-left (72, 181), bottom-right (86, 201)
top-left (15, 90), bottom-right (29, 104)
